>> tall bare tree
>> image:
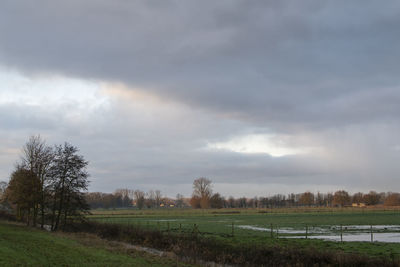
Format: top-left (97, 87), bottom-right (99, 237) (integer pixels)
top-left (192, 177), bottom-right (212, 209)
top-left (21, 135), bottom-right (53, 228)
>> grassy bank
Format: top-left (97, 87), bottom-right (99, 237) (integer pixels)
top-left (0, 221), bottom-right (191, 266)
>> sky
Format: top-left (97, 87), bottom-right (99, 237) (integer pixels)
top-left (1, 1), bottom-right (400, 197)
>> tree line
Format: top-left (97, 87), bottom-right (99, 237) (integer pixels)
top-left (85, 189), bottom-right (183, 209)
top-left (188, 178), bottom-right (400, 209)
top-left (0, 136), bottom-right (89, 230)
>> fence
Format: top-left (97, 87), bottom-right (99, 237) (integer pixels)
top-left (91, 216), bottom-right (398, 243)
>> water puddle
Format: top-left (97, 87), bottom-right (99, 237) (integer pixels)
top-left (236, 225), bottom-right (400, 243)
top-left (237, 225), bottom-right (305, 234)
top-left (286, 232), bottom-right (400, 243)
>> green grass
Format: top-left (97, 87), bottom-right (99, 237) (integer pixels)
top-left (0, 221), bottom-right (191, 266)
top-left (88, 208), bottom-right (400, 260)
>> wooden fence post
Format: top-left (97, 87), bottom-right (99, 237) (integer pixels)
top-left (371, 225), bottom-right (373, 242)
top-left (276, 225), bottom-right (279, 239)
top-left (193, 223), bottom-right (198, 237)
top-left (270, 223), bottom-right (273, 238)
top-left (340, 224), bottom-right (343, 242)
top-left (306, 225), bottom-right (308, 239)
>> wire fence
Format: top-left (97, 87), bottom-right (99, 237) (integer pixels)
top-left (91, 216), bottom-right (400, 244)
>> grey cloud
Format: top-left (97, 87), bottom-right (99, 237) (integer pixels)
top-left (1, 1), bottom-right (400, 196)
top-left (1, 94), bottom-right (400, 195)
top-left (1, 1), bottom-right (400, 130)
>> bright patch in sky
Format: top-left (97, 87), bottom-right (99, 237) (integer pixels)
top-left (208, 134), bottom-right (309, 157)
top-left (0, 68), bottom-right (108, 110)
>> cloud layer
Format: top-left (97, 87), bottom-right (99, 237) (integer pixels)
top-left (0, 1), bottom-right (400, 196)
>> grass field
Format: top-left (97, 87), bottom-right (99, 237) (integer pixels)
top-left (0, 221), bottom-right (192, 266)
top-left (88, 207), bottom-right (400, 260)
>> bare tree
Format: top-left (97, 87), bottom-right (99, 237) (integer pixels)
top-left (315, 192), bottom-right (324, 206)
top-left (154, 190), bottom-right (162, 208)
top-left (134, 190), bottom-right (145, 210)
top-left (332, 190), bottom-right (351, 207)
top-left (175, 193), bottom-right (184, 208)
top-left (49, 143), bottom-right (89, 231)
top-left (20, 135), bottom-right (53, 228)
top-left (192, 177), bottom-right (212, 209)
top-left (210, 193), bottom-right (224, 209)
top-left (146, 190), bottom-right (156, 208)
top-left (227, 196), bottom-right (235, 208)
top-left (352, 192), bottom-right (364, 204)
top-left (363, 191), bottom-right (380, 206)
top-left (114, 188), bottom-right (132, 207)
top-left (0, 181), bottom-right (7, 200)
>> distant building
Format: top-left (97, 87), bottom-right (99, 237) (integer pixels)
top-left (352, 202), bottom-right (366, 207)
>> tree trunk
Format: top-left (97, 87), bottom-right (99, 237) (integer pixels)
top-left (50, 192), bottom-right (58, 231)
top-left (63, 193), bottom-right (70, 230)
top-left (40, 179), bottom-right (45, 229)
top-left (33, 204), bottom-right (38, 227)
top-left (27, 208), bottom-right (30, 226)
top-left (54, 178), bottom-right (65, 231)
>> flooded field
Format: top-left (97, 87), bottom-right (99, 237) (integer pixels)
top-left (90, 209), bottom-right (400, 258)
top-left (237, 224), bottom-right (400, 243)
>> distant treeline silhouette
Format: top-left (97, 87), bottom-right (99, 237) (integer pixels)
top-left (83, 178), bottom-right (400, 209)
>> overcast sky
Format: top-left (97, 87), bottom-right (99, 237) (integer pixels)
top-left (1, 1), bottom-right (400, 197)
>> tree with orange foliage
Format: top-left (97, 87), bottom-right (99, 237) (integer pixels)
top-left (299, 192), bottom-right (314, 206)
top-left (384, 193), bottom-right (400, 206)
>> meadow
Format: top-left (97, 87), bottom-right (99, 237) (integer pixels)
top-left (88, 207), bottom-right (400, 260)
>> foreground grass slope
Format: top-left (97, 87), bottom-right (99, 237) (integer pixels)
top-left (0, 221), bottom-right (187, 266)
